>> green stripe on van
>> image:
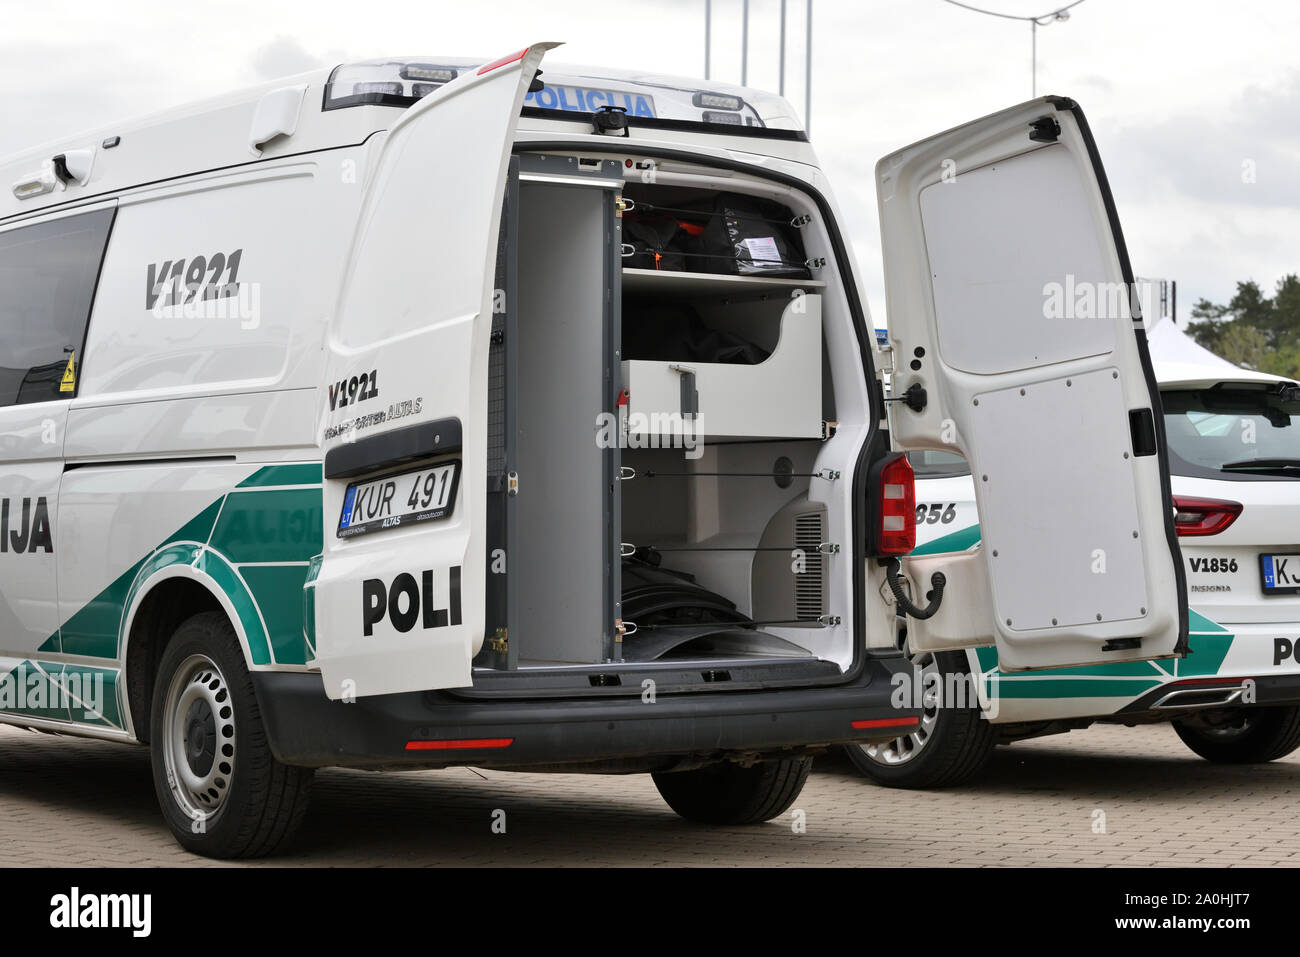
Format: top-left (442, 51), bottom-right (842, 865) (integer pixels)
top-left (195, 550), bottom-right (272, 666)
top-left (208, 488), bottom-right (323, 564)
top-left (47, 478), bottom-right (321, 661)
top-left (66, 664), bottom-right (125, 728)
top-left (912, 524), bottom-right (981, 556)
top-left (241, 564), bottom-right (312, 665)
top-left (984, 676), bottom-right (1165, 698)
top-left (974, 621), bottom-right (1236, 691)
top-left (237, 464), bottom-right (324, 488)
top-left (0, 661), bottom-right (68, 721)
top-left (51, 498), bottom-right (225, 658)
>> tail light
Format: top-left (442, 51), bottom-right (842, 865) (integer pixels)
top-left (1172, 496), bottom-right (1242, 536)
top-left (873, 453), bottom-right (916, 555)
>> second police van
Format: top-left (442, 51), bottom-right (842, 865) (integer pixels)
top-left (0, 41), bottom-right (1187, 856)
top-left (853, 318), bottom-right (1300, 786)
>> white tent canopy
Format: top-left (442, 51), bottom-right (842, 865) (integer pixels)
top-left (1146, 318), bottom-right (1288, 387)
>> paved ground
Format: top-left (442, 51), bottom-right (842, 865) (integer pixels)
top-left (0, 721), bottom-right (1293, 866)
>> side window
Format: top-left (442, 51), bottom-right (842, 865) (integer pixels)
top-left (0, 207), bottom-right (115, 407)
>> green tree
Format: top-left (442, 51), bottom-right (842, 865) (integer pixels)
top-left (1261, 339), bottom-right (1300, 379)
top-left (1183, 276), bottom-right (1300, 373)
top-left (1186, 297), bottom-right (1228, 352)
top-left (1217, 322), bottom-right (1269, 370)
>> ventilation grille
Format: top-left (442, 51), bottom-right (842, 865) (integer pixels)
top-left (794, 511), bottom-right (826, 621)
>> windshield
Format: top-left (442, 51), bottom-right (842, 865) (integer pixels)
top-left (1162, 383), bottom-right (1300, 480)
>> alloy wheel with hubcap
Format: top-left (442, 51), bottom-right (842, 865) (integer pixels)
top-left (844, 648), bottom-right (997, 788)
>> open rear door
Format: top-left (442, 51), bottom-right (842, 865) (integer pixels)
top-left (878, 97), bottom-right (1187, 671)
top-left (311, 43), bottom-right (559, 698)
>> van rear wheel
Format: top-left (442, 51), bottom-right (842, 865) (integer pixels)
top-left (653, 756), bottom-right (812, 825)
top-left (1173, 706), bottom-right (1300, 764)
top-left (150, 611), bottom-right (313, 858)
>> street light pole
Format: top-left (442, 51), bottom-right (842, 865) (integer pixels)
top-left (779, 0), bottom-right (787, 95)
top-left (941, 0), bottom-right (1086, 98)
top-left (704, 0), bottom-right (711, 80)
top-left (742, 0), bottom-right (749, 86)
top-left (1031, 18), bottom-right (1036, 96)
top-left (805, 0), bottom-right (812, 133)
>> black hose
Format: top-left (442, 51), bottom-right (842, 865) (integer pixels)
top-left (885, 558), bottom-right (946, 621)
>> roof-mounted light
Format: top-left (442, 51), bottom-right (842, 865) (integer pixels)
top-left (400, 63), bottom-right (458, 83)
top-left (692, 91), bottom-right (743, 111)
top-left (323, 59), bottom-right (469, 110)
top-left (319, 56), bottom-right (805, 138)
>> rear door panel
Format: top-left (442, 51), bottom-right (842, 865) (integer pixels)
top-left (312, 43), bottom-right (559, 699)
top-left (878, 97), bottom-right (1187, 671)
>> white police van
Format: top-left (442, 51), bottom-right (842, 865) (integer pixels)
top-left (852, 319), bottom-right (1300, 787)
top-left (0, 41), bottom-right (1186, 856)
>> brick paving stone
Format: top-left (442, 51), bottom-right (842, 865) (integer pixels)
top-left (0, 721), bottom-right (1291, 866)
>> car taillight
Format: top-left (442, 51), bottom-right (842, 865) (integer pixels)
top-left (877, 454), bottom-right (916, 555)
top-left (1172, 496), bottom-right (1242, 536)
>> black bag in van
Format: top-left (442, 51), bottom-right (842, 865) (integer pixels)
top-left (623, 215), bottom-right (689, 271)
top-left (682, 194), bottom-right (810, 278)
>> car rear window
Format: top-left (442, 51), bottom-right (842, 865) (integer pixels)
top-left (906, 450), bottom-right (970, 478)
top-left (1162, 383), bottom-right (1300, 480)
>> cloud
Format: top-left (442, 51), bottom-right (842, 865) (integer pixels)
top-left (1103, 70), bottom-right (1300, 211)
top-left (250, 36), bottom-right (330, 81)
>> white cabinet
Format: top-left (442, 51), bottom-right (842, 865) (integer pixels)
top-left (621, 275), bottom-right (823, 441)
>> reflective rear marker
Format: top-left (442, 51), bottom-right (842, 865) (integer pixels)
top-left (404, 737), bottom-right (514, 751)
top-left (851, 717), bottom-right (920, 730)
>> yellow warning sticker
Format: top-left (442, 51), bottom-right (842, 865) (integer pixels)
top-left (60, 354), bottom-right (76, 393)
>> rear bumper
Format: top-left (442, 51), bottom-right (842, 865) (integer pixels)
top-left (251, 657), bottom-right (917, 770)
top-left (1118, 673), bottom-right (1300, 715)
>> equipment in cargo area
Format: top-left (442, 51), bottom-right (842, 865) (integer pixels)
top-left (623, 192), bottom-right (811, 278)
top-left (682, 194), bottom-right (811, 278)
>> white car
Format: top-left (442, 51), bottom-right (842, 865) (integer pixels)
top-left (849, 318), bottom-right (1300, 786)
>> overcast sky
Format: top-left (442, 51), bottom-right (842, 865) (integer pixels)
top-left (4, 0), bottom-right (1297, 326)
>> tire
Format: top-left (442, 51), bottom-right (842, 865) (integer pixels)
top-left (1173, 706), bottom-right (1300, 764)
top-left (149, 611), bottom-right (314, 858)
top-left (653, 756), bottom-right (812, 825)
top-left (843, 649), bottom-right (996, 788)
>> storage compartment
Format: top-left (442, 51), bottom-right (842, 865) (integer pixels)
top-left (619, 184), bottom-right (824, 442)
top-left (622, 279), bottom-right (823, 441)
top-left (483, 157), bottom-right (851, 681)
top-left (617, 443), bottom-right (834, 662)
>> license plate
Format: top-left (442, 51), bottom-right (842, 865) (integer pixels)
top-left (523, 84), bottom-right (656, 117)
top-left (338, 461), bottom-right (460, 538)
top-left (1261, 553), bottom-right (1300, 595)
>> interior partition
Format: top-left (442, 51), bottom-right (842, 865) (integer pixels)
top-left (511, 182), bottom-right (617, 665)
